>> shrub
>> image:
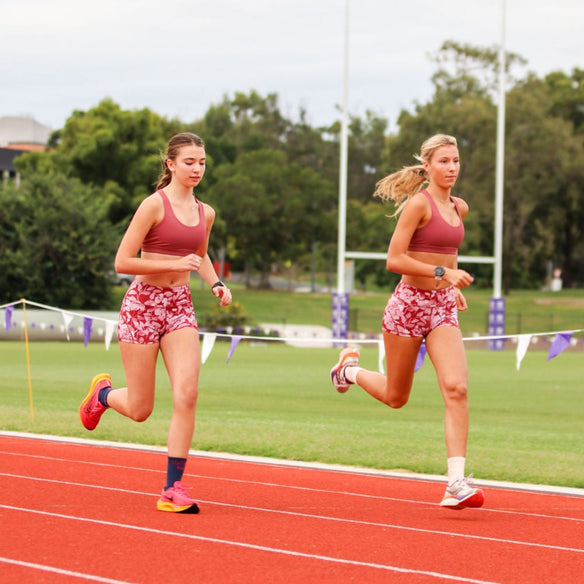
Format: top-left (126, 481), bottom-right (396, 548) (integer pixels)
top-left (199, 301), bottom-right (247, 331)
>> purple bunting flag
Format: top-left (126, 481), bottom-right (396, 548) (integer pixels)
top-left (83, 317), bottom-right (93, 347)
top-left (414, 343), bottom-right (427, 373)
top-left (547, 332), bottom-right (573, 361)
top-left (5, 306), bottom-right (13, 331)
top-left (226, 335), bottom-right (242, 363)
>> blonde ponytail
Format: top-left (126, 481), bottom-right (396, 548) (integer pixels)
top-left (373, 165), bottom-right (428, 215)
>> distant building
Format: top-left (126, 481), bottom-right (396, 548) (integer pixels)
top-left (0, 116), bottom-right (53, 183)
top-left (0, 115), bottom-right (52, 149)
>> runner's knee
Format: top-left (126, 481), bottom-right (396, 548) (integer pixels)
top-left (383, 383), bottom-right (411, 408)
top-left (127, 404), bottom-right (154, 422)
top-left (442, 379), bottom-right (468, 402)
top-left (173, 386), bottom-right (199, 412)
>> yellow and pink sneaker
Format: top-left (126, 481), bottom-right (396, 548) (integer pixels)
top-left (79, 373), bottom-right (112, 431)
top-left (157, 481), bottom-right (200, 514)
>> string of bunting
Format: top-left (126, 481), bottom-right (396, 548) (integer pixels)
top-left (1, 299), bottom-right (582, 372)
top-left (2, 298), bottom-right (582, 423)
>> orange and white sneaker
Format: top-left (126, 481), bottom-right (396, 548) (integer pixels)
top-left (157, 481), bottom-right (200, 514)
top-left (79, 373), bottom-right (112, 431)
top-left (440, 476), bottom-right (485, 510)
top-left (330, 347), bottom-right (360, 393)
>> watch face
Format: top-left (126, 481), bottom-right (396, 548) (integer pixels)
top-left (435, 266), bottom-right (445, 277)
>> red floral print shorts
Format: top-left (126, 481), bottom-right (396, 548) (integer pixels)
top-left (382, 281), bottom-right (459, 337)
top-left (118, 280), bottom-right (198, 344)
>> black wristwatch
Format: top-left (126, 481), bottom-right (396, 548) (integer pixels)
top-left (434, 266), bottom-right (446, 280)
top-left (211, 280), bottom-right (225, 290)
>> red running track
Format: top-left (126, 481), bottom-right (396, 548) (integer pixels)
top-left (0, 433), bottom-right (583, 584)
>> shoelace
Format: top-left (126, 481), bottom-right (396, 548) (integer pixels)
top-left (172, 482), bottom-right (193, 500)
top-left (450, 475), bottom-right (478, 496)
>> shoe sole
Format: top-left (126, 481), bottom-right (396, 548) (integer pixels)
top-left (157, 500), bottom-right (200, 514)
top-left (330, 366), bottom-right (350, 393)
top-left (441, 489), bottom-right (485, 510)
top-left (79, 372), bottom-right (111, 430)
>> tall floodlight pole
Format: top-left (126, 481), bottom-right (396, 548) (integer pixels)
top-left (493, 0), bottom-right (506, 298)
top-left (489, 0), bottom-right (507, 350)
top-left (336, 0), bottom-right (350, 295)
top-left (332, 0), bottom-right (350, 343)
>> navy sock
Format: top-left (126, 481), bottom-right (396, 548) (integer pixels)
top-left (165, 457), bottom-right (187, 490)
top-left (97, 386), bottom-right (112, 407)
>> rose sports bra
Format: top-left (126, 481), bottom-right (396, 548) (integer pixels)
top-left (141, 190), bottom-right (206, 256)
top-left (407, 189), bottom-right (464, 255)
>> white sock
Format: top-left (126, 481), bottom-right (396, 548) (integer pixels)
top-left (447, 456), bottom-right (466, 485)
top-left (344, 366), bottom-right (361, 384)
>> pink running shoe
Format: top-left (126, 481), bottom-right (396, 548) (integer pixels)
top-left (440, 476), bottom-right (485, 510)
top-left (79, 373), bottom-right (112, 431)
top-left (157, 481), bottom-right (200, 514)
top-left (330, 347), bottom-right (360, 393)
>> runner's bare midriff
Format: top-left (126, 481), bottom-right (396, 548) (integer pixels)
top-left (401, 250), bottom-right (458, 291)
top-left (136, 251), bottom-right (193, 288)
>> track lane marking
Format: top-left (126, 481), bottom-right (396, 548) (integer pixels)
top-left (1, 477), bottom-right (583, 555)
top-left (0, 505), bottom-right (500, 584)
top-left (2, 460), bottom-right (583, 524)
top-left (0, 556), bottom-right (136, 583)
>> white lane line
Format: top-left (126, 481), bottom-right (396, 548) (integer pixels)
top-left (2, 431), bottom-right (584, 498)
top-left (2, 456), bottom-right (583, 524)
top-left (1, 477), bottom-right (583, 554)
top-left (0, 505), bottom-right (501, 584)
top-left (0, 556), bottom-right (136, 583)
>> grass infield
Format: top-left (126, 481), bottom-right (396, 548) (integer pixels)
top-left (1, 339), bottom-right (582, 489)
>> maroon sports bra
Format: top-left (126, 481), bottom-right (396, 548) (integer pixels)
top-left (141, 190), bottom-right (206, 256)
top-left (407, 189), bottom-right (464, 255)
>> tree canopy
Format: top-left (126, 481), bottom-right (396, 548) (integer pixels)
top-left (2, 42), bottom-right (583, 306)
top-left (0, 173), bottom-right (118, 307)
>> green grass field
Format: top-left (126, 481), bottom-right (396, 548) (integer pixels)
top-left (1, 338), bottom-right (582, 488)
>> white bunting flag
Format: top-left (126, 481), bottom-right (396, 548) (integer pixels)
top-left (378, 340), bottom-right (385, 373)
top-left (104, 320), bottom-right (116, 351)
top-left (61, 311), bottom-right (74, 341)
top-left (516, 334), bottom-right (532, 371)
top-left (201, 332), bottom-right (217, 364)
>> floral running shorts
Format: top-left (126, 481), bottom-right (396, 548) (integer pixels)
top-left (117, 280), bottom-right (198, 344)
top-left (382, 281), bottom-right (459, 338)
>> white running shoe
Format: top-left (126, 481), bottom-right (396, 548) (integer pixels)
top-left (330, 347), bottom-right (360, 393)
top-left (440, 476), bottom-right (485, 510)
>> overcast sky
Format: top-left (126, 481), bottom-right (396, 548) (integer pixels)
top-left (1, 0), bottom-right (583, 133)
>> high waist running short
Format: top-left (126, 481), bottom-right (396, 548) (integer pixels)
top-left (117, 280), bottom-right (198, 344)
top-left (382, 281), bottom-right (459, 338)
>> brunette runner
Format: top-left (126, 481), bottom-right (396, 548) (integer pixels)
top-left (80, 132), bottom-right (232, 513)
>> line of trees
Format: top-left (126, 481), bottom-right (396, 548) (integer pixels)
top-left (1, 41), bottom-right (583, 308)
